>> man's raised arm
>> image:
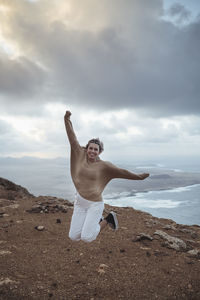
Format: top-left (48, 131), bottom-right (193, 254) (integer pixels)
top-left (64, 111), bottom-right (80, 150)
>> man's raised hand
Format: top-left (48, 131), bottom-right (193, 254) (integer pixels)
top-left (64, 111), bottom-right (72, 120)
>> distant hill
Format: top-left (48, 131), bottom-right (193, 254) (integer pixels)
top-left (0, 177), bottom-right (34, 200)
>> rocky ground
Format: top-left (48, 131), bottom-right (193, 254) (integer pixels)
top-left (0, 177), bottom-right (200, 300)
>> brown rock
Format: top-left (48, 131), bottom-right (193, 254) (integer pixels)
top-left (132, 233), bottom-right (153, 242)
top-left (187, 249), bottom-right (200, 258)
top-left (154, 230), bottom-right (187, 251)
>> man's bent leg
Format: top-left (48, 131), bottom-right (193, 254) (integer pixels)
top-left (81, 201), bottom-right (104, 242)
top-left (69, 201), bottom-right (87, 241)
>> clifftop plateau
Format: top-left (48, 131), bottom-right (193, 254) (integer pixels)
top-left (0, 177), bottom-right (200, 299)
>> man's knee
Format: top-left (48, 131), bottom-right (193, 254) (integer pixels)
top-left (81, 232), bottom-right (97, 243)
top-left (69, 231), bottom-right (81, 241)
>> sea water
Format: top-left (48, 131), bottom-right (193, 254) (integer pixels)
top-left (104, 158), bottom-right (200, 226)
top-left (104, 184), bottom-right (200, 226)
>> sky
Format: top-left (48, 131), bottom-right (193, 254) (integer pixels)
top-left (0, 0), bottom-right (200, 162)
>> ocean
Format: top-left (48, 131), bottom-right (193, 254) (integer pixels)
top-left (0, 156), bottom-right (200, 226)
top-left (104, 184), bottom-right (200, 226)
top-left (104, 157), bottom-right (200, 226)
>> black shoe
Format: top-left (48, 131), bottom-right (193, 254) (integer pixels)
top-left (100, 216), bottom-right (104, 223)
top-left (105, 211), bottom-right (118, 230)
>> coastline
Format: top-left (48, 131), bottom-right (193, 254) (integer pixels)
top-left (105, 182), bottom-right (200, 199)
top-left (104, 168), bottom-right (200, 195)
top-left (104, 182), bottom-right (200, 226)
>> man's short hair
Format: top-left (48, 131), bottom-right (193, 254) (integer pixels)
top-left (86, 138), bottom-right (104, 153)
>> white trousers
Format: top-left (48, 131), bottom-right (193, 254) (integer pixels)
top-left (69, 192), bottom-right (104, 243)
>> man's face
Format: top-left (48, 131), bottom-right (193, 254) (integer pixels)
top-left (87, 143), bottom-right (100, 161)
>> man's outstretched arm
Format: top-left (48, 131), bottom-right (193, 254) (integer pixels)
top-left (105, 162), bottom-right (149, 180)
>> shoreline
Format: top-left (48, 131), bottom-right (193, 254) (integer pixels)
top-left (134, 181), bottom-right (200, 195)
top-left (104, 168), bottom-right (200, 196)
top-left (104, 182), bottom-right (200, 199)
top-left (104, 182), bottom-right (200, 226)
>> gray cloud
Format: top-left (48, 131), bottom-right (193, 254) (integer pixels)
top-left (0, 0), bottom-right (200, 117)
top-left (0, 119), bottom-right (23, 155)
top-left (168, 3), bottom-right (191, 23)
top-left (0, 119), bottom-right (12, 135)
top-left (0, 118), bottom-right (48, 156)
top-left (0, 54), bottom-right (46, 98)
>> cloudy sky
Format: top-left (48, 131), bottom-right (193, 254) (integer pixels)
top-left (0, 0), bottom-right (200, 162)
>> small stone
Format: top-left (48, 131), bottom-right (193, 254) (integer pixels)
top-left (146, 251), bottom-right (151, 257)
top-left (154, 250), bottom-right (169, 257)
top-left (132, 233), bottom-right (153, 242)
top-left (191, 233), bottom-right (198, 239)
top-left (154, 235), bottom-right (160, 240)
top-left (0, 250), bottom-right (12, 255)
top-left (163, 225), bottom-right (176, 231)
top-left (9, 204), bottom-right (19, 209)
top-left (179, 228), bottom-right (194, 234)
top-left (35, 226), bottom-right (45, 231)
top-left (97, 264), bottom-right (108, 275)
top-left (186, 261), bottom-right (194, 265)
top-left (182, 294), bottom-right (186, 298)
top-left (51, 283), bottom-right (57, 288)
top-left (0, 278), bottom-right (19, 286)
top-left (0, 241), bottom-right (7, 244)
top-left (16, 220), bottom-right (23, 224)
top-left (56, 219), bottom-right (61, 224)
top-left (146, 225), bottom-right (153, 228)
top-left (140, 247), bottom-right (151, 250)
top-left (171, 269), bottom-right (176, 273)
top-left (2, 224), bottom-right (9, 228)
top-left (187, 249), bottom-right (200, 257)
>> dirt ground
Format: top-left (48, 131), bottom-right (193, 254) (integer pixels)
top-left (0, 180), bottom-right (200, 300)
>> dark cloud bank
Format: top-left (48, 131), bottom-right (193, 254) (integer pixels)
top-left (0, 0), bottom-right (200, 117)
